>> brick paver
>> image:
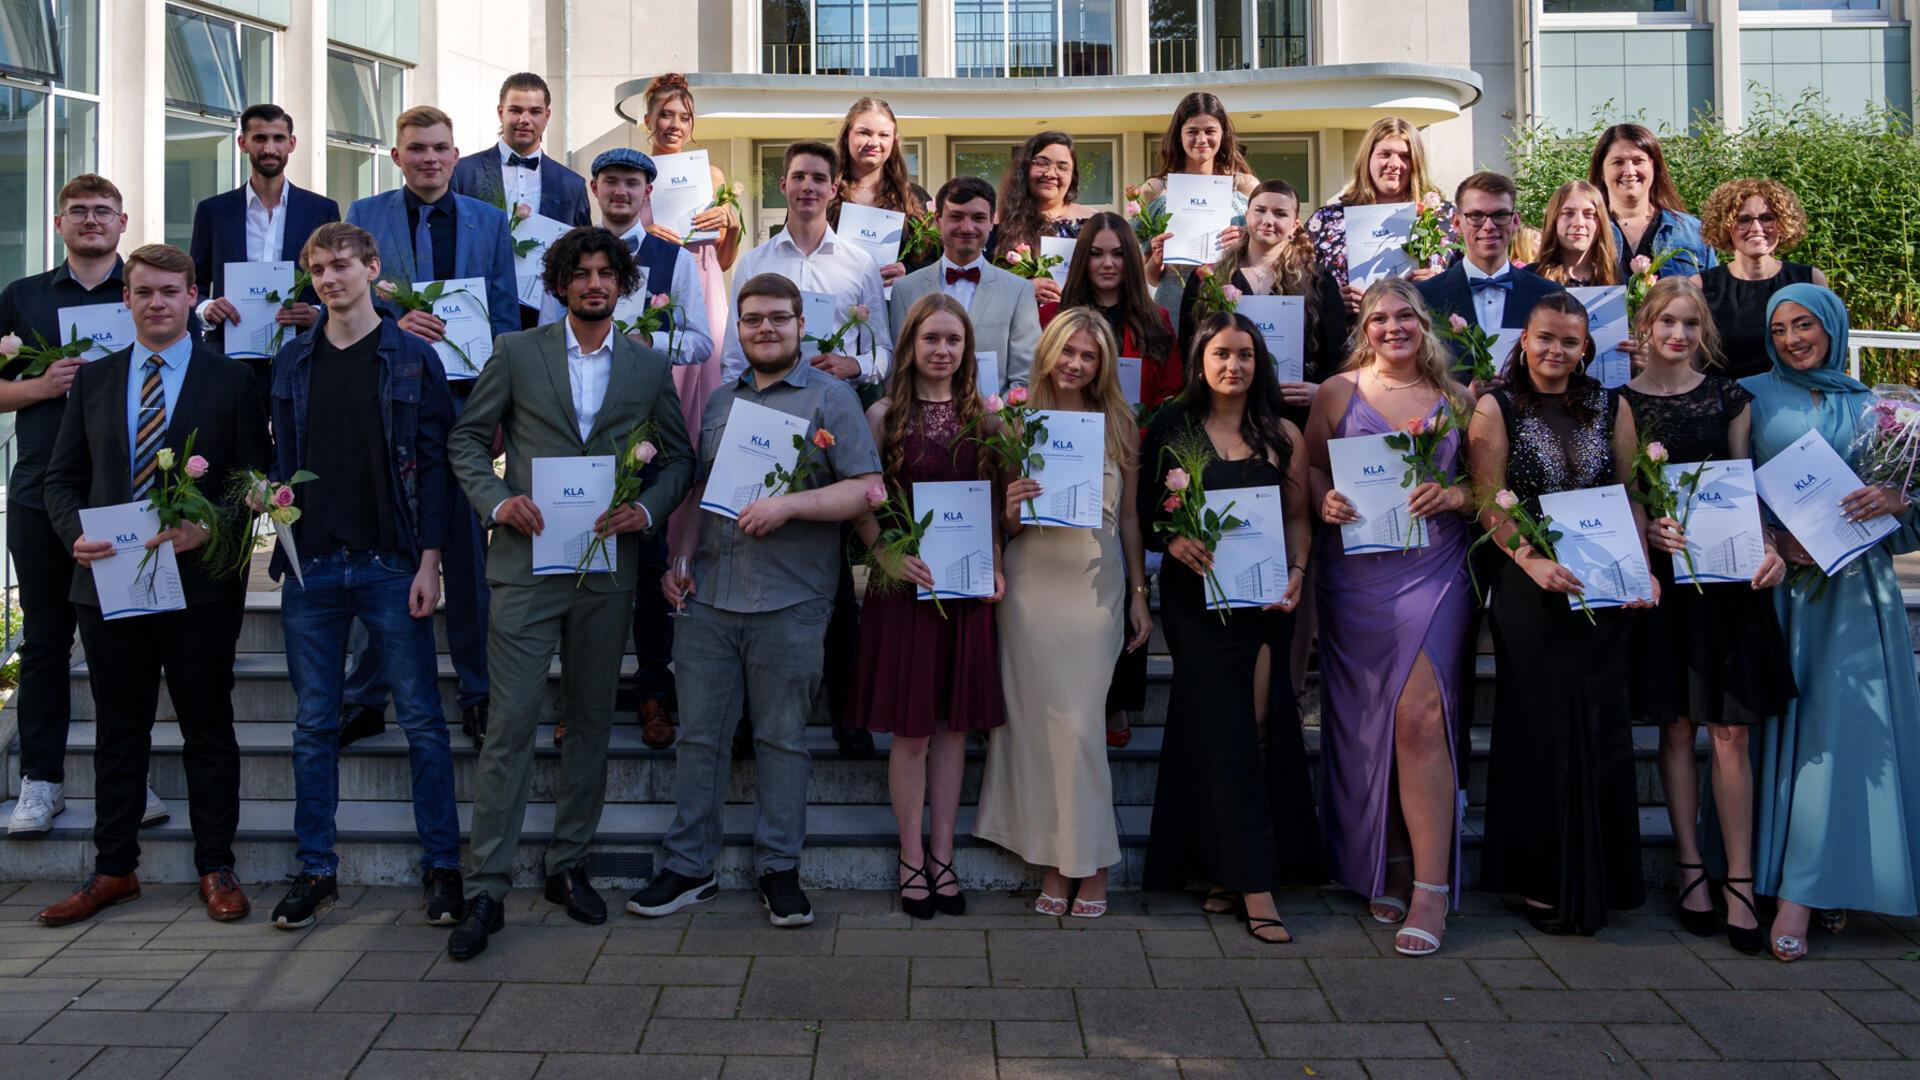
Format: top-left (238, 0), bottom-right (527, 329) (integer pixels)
top-left (0, 885), bottom-right (1917, 1077)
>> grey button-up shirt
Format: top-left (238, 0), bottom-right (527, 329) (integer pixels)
top-left (692, 359), bottom-right (882, 614)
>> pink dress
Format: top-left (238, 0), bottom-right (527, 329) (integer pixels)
top-left (640, 193), bottom-right (730, 555)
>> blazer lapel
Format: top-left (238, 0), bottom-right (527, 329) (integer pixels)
top-left (538, 323), bottom-right (583, 446)
top-left (587, 337), bottom-right (643, 446)
top-left (538, 158), bottom-right (566, 221)
top-left (451, 195), bottom-right (477, 280)
top-left (220, 189), bottom-right (247, 269)
top-left (481, 148), bottom-right (504, 209)
top-left (107, 349), bottom-right (134, 493)
top-left (167, 347), bottom-right (212, 455)
top-left (384, 194), bottom-right (416, 283)
top-left (279, 187), bottom-right (309, 263)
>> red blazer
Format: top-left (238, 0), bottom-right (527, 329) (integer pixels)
top-left (1038, 301), bottom-right (1184, 408)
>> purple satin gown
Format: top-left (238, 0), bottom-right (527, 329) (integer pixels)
top-left (1314, 393), bottom-right (1474, 904)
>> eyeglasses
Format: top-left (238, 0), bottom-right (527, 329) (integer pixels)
top-left (1461, 210), bottom-right (1516, 228)
top-left (59, 206), bottom-right (120, 222)
top-left (1735, 213), bottom-right (1779, 230)
top-left (738, 313), bottom-right (797, 330)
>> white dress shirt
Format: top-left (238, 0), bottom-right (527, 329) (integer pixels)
top-left (721, 222), bottom-right (892, 384)
top-left (938, 255), bottom-right (986, 310)
top-left (498, 139), bottom-right (543, 215)
top-left (534, 222), bottom-right (714, 367)
top-left (244, 180), bottom-right (291, 262)
top-left (565, 317), bottom-right (613, 443)
top-left (1463, 258), bottom-right (1512, 333)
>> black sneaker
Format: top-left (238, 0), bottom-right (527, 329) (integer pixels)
top-left (271, 873), bottom-right (338, 930)
top-left (423, 868), bottom-right (465, 925)
top-left (337, 703), bottom-right (387, 748)
top-left (462, 700), bottom-right (490, 751)
top-left (758, 868), bottom-right (814, 927)
top-left (625, 869), bottom-right (718, 918)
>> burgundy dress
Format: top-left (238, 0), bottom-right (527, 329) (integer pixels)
top-left (847, 399), bottom-right (1007, 736)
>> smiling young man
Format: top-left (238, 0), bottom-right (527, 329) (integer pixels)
top-left (260, 222), bottom-right (463, 930)
top-left (886, 175), bottom-right (1039, 394)
top-left (1416, 171), bottom-right (1564, 354)
top-left (36, 244), bottom-right (271, 927)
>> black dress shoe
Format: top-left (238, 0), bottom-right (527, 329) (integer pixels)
top-left (447, 893), bottom-right (504, 960)
top-left (834, 726), bottom-right (875, 760)
top-left (462, 700), bottom-right (490, 751)
top-left (544, 867), bottom-right (607, 925)
top-left (337, 704), bottom-right (387, 748)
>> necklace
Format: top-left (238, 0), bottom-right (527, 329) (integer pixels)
top-left (1372, 367), bottom-right (1423, 392)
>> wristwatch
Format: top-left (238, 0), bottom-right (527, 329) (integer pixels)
top-left (1131, 584), bottom-right (1150, 596)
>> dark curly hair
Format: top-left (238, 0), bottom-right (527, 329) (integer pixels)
top-left (541, 226), bottom-right (641, 301)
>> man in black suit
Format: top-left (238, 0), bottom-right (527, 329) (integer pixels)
top-left (35, 244), bottom-right (272, 928)
top-left (190, 103), bottom-right (342, 399)
top-left (1415, 170), bottom-right (1564, 355)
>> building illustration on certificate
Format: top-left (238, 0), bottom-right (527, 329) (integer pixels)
top-left (940, 549), bottom-right (994, 597)
top-left (1233, 556), bottom-right (1285, 603)
top-left (1696, 530), bottom-right (1763, 579)
top-left (1594, 552), bottom-right (1649, 599)
top-left (1049, 479), bottom-right (1094, 522)
top-left (731, 480), bottom-right (765, 507)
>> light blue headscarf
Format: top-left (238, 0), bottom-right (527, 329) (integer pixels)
top-left (1763, 283), bottom-right (1866, 394)
top-left (1743, 282), bottom-right (1872, 464)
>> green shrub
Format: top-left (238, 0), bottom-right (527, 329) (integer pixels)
top-left (1509, 93), bottom-right (1920, 383)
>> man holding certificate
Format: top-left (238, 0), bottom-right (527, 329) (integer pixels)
top-left (887, 176), bottom-right (1041, 394)
top-left (629, 272), bottom-right (881, 929)
top-left (345, 105), bottom-right (519, 753)
top-left (1415, 172), bottom-right (1563, 362)
top-left (36, 245), bottom-right (271, 928)
top-left (258, 222), bottom-right (464, 932)
top-left (442, 227), bottom-right (692, 960)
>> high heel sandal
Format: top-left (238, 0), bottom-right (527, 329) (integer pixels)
top-left (1033, 891), bottom-right (1069, 916)
top-left (898, 860), bottom-right (935, 921)
top-left (1370, 855), bottom-right (1412, 925)
top-left (1394, 880), bottom-right (1449, 957)
top-left (927, 854), bottom-right (966, 917)
top-left (1201, 887), bottom-right (1241, 916)
top-left (1722, 877), bottom-right (1763, 956)
top-left (1246, 914), bottom-right (1292, 945)
top-left (1672, 861), bottom-right (1719, 937)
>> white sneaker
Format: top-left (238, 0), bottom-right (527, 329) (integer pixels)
top-left (141, 784), bottom-right (170, 827)
top-left (8, 779), bottom-right (65, 836)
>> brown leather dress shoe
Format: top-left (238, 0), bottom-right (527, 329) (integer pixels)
top-left (200, 869), bottom-right (252, 921)
top-left (640, 700), bottom-right (676, 749)
top-left (36, 872), bottom-right (140, 926)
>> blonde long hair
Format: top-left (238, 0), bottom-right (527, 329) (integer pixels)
top-left (1633, 276), bottom-right (1725, 370)
top-left (1336, 117), bottom-right (1439, 207)
top-left (1343, 279), bottom-right (1468, 408)
top-left (1535, 180), bottom-right (1621, 286)
top-left (1029, 308), bottom-right (1138, 469)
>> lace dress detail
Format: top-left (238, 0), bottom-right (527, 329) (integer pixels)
top-left (1496, 383), bottom-right (1616, 508)
top-left (1619, 376), bottom-right (1752, 465)
top-left (897, 398), bottom-right (975, 483)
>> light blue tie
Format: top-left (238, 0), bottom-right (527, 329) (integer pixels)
top-left (413, 203), bottom-right (436, 280)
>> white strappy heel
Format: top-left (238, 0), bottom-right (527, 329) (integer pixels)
top-left (1370, 855), bottom-right (1412, 924)
top-left (1394, 880), bottom-right (1450, 957)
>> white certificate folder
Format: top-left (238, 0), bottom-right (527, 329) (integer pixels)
top-left (913, 480), bottom-right (995, 600)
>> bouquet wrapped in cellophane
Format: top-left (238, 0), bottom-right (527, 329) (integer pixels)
top-left (1852, 385), bottom-right (1920, 499)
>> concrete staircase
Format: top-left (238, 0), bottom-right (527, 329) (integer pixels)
top-left (7, 585), bottom-right (1915, 892)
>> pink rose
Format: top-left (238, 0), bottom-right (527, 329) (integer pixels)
top-left (1014, 243), bottom-right (1031, 255)
top-left (649, 293), bottom-right (671, 310)
top-left (1494, 489), bottom-right (1520, 511)
top-left (375, 280), bottom-right (398, 299)
top-left (1630, 254), bottom-right (1653, 276)
top-left (1007, 386), bottom-right (1029, 406)
top-left (1166, 468), bottom-right (1190, 493)
top-left (1222, 285), bottom-right (1243, 304)
top-left (1162, 495), bottom-right (1182, 513)
top-left (1422, 191), bottom-right (1444, 212)
top-left (1124, 200), bottom-right (1142, 218)
top-left (514, 202), bottom-right (532, 221)
top-left (983, 393), bottom-right (1005, 413)
top-left (184, 455), bottom-right (209, 479)
top-left (1512, 260), bottom-right (1528, 270)
top-left (0, 333), bottom-right (20, 358)
top-left (848, 305), bottom-right (870, 324)
top-left (631, 440), bottom-right (658, 466)
top-left (272, 485), bottom-right (296, 509)
top-left (1646, 441), bottom-right (1668, 463)
top-left (1404, 417), bottom-right (1427, 436)
top-left (864, 482), bottom-right (887, 509)
top-left (1448, 313), bottom-right (1469, 333)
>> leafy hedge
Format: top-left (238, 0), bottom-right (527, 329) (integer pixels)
top-left (1508, 94), bottom-right (1920, 382)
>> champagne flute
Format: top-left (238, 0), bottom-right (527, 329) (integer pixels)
top-left (668, 555), bottom-right (693, 617)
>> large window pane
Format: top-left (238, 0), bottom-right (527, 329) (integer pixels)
top-left (0, 0), bottom-right (59, 82)
top-left (241, 24), bottom-right (272, 109)
top-left (762, 0), bottom-right (809, 74)
top-left (0, 86), bottom-right (48, 283)
top-left (1257, 0), bottom-right (1308, 67)
top-left (870, 0), bottom-right (919, 75)
top-left (327, 51), bottom-right (379, 143)
top-left (953, 142), bottom-right (1015, 192)
top-left (377, 62), bottom-right (404, 129)
top-left (1242, 137), bottom-right (1312, 204)
top-left (53, 0), bottom-right (95, 92)
top-left (1062, 0), bottom-right (1113, 75)
top-left (1008, 0), bottom-right (1057, 76)
top-left (815, 0), bottom-right (860, 75)
top-left (1149, 0), bottom-right (1200, 73)
top-left (164, 114), bottom-right (233, 249)
top-left (956, 0), bottom-right (1005, 77)
top-left (1215, 0), bottom-right (1246, 70)
top-left (1542, 1), bottom-right (1684, 11)
top-left (165, 7), bottom-right (243, 117)
top-left (51, 94), bottom-right (93, 263)
top-left (327, 145), bottom-right (375, 209)
top-left (1740, 1), bottom-right (1882, 9)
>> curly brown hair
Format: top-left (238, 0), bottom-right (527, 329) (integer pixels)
top-left (1699, 177), bottom-right (1809, 254)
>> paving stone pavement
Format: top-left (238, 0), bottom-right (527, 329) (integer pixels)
top-left (2, 880), bottom-right (1919, 1079)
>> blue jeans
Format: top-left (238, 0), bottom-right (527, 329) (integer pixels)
top-left (284, 550), bottom-right (458, 876)
top-left (662, 597), bottom-right (832, 878)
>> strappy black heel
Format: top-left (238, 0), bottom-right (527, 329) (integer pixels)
top-left (898, 859), bottom-right (935, 921)
top-left (1246, 915), bottom-right (1292, 945)
top-left (1673, 862), bottom-right (1719, 937)
top-left (927, 854), bottom-right (966, 916)
top-left (1723, 877), bottom-right (1763, 955)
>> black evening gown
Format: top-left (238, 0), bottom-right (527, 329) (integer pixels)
top-left (1478, 385), bottom-right (1645, 934)
top-left (1698, 261), bottom-right (1817, 380)
top-left (1141, 416), bottom-right (1324, 893)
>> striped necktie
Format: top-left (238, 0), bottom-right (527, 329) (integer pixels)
top-left (131, 355), bottom-right (167, 499)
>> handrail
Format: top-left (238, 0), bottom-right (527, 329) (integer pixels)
top-left (0, 420), bottom-right (18, 667)
top-left (1849, 329), bottom-right (1920, 383)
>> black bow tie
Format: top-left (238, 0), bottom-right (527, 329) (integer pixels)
top-left (507, 153), bottom-right (540, 169)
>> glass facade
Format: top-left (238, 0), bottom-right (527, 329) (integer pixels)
top-left (957, 0), bottom-right (1115, 78)
top-left (326, 49), bottom-right (404, 207)
top-left (1150, 0), bottom-right (1309, 74)
top-left (0, 0), bottom-right (96, 281)
top-left (761, 0), bottom-right (921, 76)
top-left (163, 6), bottom-right (275, 252)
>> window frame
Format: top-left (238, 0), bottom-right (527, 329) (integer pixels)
top-left (1536, 0), bottom-right (1699, 28)
top-left (161, 2), bottom-right (276, 123)
top-left (955, 0), bottom-right (1119, 78)
top-left (1147, 0), bottom-right (1312, 75)
top-left (0, 0), bottom-right (61, 84)
top-left (0, 0), bottom-right (103, 275)
top-left (1737, 1), bottom-right (1891, 27)
top-left (1238, 133), bottom-right (1319, 207)
top-left (324, 46), bottom-right (406, 204)
top-left (758, 0), bottom-right (924, 76)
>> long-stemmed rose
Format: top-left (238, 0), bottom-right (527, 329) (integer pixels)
top-left (1627, 436), bottom-right (1710, 593)
top-left (1152, 425), bottom-right (1244, 621)
top-left (133, 431), bottom-right (225, 598)
top-left (764, 427), bottom-right (836, 497)
top-left (1000, 243), bottom-right (1062, 281)
top-left (1468, 487), bottom-right (1592, 623)
top-left (805, 303), bottom-right (870, 360)
top-left (1380, 406), bottom-right (1463, 552)
top-left (1125, 184), bottom-right (1170, 248)
top-left (1402, 191), bottom-right (1459, 271)
top-left (1439, 312), bottom-right (1501, 385)
top-left (961, 385), bottom-right (1047, 525)
top-left (616, 293), bottom-right (681, 359)
top-left (575, 421), bottom-right (663, 584)
top-left (0, 326), bottom-right (90, 378)
top-left (376, 279), bottom-right (485, 372)
top-left (1193, 266), bottom-right (1241, 319)
top-left (862, 481), bottom-right (946, 618)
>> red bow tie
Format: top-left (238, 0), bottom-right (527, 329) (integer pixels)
top-left (945, 266), bottom-right (981, 286)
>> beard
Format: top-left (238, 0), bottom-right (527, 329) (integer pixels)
top-left (567, 294), bottom-right (616, 322)
top-left (249, 153), bottom-right (286, 178)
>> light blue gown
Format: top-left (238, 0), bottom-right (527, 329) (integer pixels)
top-left (1740, 283), bottom-right (1920, 916)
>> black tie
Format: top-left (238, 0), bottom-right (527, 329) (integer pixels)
top-left (507, 153), bottom-right (539, 169)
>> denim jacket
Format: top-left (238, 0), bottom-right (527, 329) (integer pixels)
top-left (268, 313), bottom-right (456, 580)
top-left (1613, 207), bottom-right (1719, 280)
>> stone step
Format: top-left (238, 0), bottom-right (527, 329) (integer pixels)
top-left (0, 795), bottom-right (1680, 890)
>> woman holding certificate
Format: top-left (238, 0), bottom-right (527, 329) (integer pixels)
top-left (1622, 278), bottom-right (1793, 955)
top-left (974, 308), bottom-right (1151, 918)
top-left (991, 132), bottom-right (1101, 305)
top-left (1741, 283), bottom-right (1920, 962)
top-left (1589, 123), bottom-right (1715, 281)
top-left (1140, 311), bottom-right (1321, 944)
top-left (828, 97), bottom-right (935, 286)
top-left (1135, 93), bottom-right (1259, 311)
top-left (847, 294), bottom-right (1006, 919)
top-left (1306, 280), bottom-right (1474, 957)
top-left (1304, 117), bottom-right (1457, 313)
top-left (1531, 181), bottom-right (1620, 288)
top-left (1697, 179), bottom-right (1827, 380)
top-left (1465, 292), bottom-right (1656, 936)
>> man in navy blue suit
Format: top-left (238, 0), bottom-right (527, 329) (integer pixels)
top-left (340, 104), bottom-right (519, 750)
top-left (190, 104), bottom-right (341, 400)
top-left (451, 72), bottom-right (592, 329)
top-left (1415, 171), bottom-right (1564, 358)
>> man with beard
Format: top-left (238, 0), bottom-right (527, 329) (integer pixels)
top-left (190, 104), bottom-right (342, 405)
top-left (443, 227), bottom-right (692, 960)
top-left (0, 175), bottom-right (172, 838)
